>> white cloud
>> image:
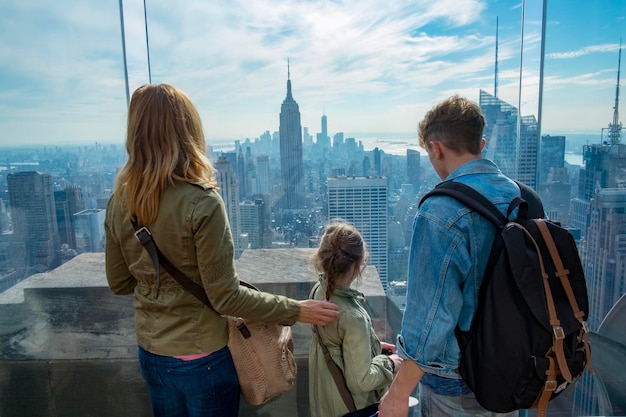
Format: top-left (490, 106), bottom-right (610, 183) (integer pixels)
top-left (547, 43), bottom-right (621, 59)
top-left (0, 0), bottom-right (622, 144)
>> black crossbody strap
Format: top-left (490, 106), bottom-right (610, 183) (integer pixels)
top-left (309, 283), bottom-right (357, 412)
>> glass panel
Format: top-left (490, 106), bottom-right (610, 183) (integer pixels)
top-left (1, 1), bottom-right (624, 416)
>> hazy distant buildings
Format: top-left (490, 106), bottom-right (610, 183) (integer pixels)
top-left (540, 135), bottom-right (566, 185)
top-left (316, 114), bottom-right (330, 151)
top-left (579, 143), bottom-right (626, 201)
top-left (406, 149), bottom-right (421, 194)
top-left (215, 155), bottom-right (243, 259)
top-left (327, 175), bottom-right (389, 290)
top-left (73, 209), bottom-right (105, 253)
top-left (278, 65), bottom-right (304, 210)
top-left (55, 185), bottom-right (85, 249)
top-left (240, 199), bottom-right (265, 249)
top-left (256, 155), bottom-right (271, 195)
top-left (542, 167), bottom-right (572, 224)
top-left (7, 171), bottom-right (59, 269)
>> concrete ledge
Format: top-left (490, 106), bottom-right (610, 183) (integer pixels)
top-left (0, 251), bottom-right (392, 417)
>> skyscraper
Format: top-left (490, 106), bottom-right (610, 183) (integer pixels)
top-left (240, 199), bottom-right (265, 249)
top-left (327, 176), bottom-right (389, 290)
top-left (73, 209), bottom-right (105, 253)
top-left (256, 155), bottom-right (271, 196)
top-left (581, 189), bottom-right (626, 331)
top-left (479, 90), bottom-right (540, 188)
top-left (539, 135), bottom-right (566, 186)
top-left (517, 115), bottom-right (539, 188)
top-left (578, 45), bottom-right (625, 331)
top-left (279, 62), bottom-right (304, 210)
top-left (7, 171), bottom-right (59, 269)
top-left (55, 184), bottom-right (85, 249)
top-left (578, 143), bottom-right (626, 201)
top-left (479, 89), bottom-right (518, 179)
top-left (215, 155), bottom-right (243, 259)
top-left (406, 149), bottom-right (421, 193)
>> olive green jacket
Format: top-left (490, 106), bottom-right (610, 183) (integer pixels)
top-left (105, 180), bottom-right (300, 356)
top-left (308, 278), bottom-right (394, 417)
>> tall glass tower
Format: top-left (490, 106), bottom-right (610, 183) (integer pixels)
top-left (215, 155), bottom-right (243, 259)
top-left (279, 62), bottom-right (303, 210)
top-left (7, 171), bottom-right (59, 269)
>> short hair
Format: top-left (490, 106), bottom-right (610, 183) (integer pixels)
top-left (418, 95), bottom-right (485, 155)
top-left (113, 84), bottom-right (215, 225)
top-left (313, 220), bottom-right (367, 300)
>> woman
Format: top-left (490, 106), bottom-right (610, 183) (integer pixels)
top-left (309, 220), bottom-right (402, 417)
top-left (104, 84), bottom-right (339, 417)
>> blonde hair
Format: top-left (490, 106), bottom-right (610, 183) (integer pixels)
top-left (313, 220), bottom-right (367, 300)
top-left (113, 84), bottom-right (216, 225)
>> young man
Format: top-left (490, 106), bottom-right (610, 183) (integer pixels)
top-left (378, 96), bottom-right (522, 417)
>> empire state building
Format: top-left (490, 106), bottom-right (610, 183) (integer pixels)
top-left (278, 62), bottom-right (303, 210)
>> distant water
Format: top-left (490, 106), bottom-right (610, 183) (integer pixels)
top-left (209, 131), bottom-right (598, 159)
top-left (565, 152), bottom-right (583, 166)
top-left (208, 133), bottom-right (421, 156)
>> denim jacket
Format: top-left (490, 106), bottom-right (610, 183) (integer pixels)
top-left (397, 159), bottom-right (520, 381)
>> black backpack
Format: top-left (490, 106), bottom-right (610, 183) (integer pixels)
top-left (419, 181), bottom-right (592, 417)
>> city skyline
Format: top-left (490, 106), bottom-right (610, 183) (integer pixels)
top-left (0, 1), bottom-right (623, 146)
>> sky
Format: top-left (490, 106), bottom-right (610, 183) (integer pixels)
top-left (0, 0), bottom-right (623, 147)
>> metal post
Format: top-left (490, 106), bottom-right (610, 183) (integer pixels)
top-left (144, 0), bottom-right (152, 84)
top-left (536, 0), bottom-right (548, 187)
top-left (118, 0), bottom-right (130, 107)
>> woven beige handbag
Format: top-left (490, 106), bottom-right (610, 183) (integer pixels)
top-left (132, 222), bottom-right (298, 406)
top-left (227, 316), bottom-right (297, 405)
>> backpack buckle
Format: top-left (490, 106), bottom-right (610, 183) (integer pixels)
top-left (553, 326), bottom-right (565, 340)
top-left (134, 226), bottom-right (152, 244)
top-left (544, 380), bottom-right (557, 392)
top-left (581, 321), bottom-right (589, 333)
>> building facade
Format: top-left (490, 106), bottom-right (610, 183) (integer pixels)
top-left (581, 189), bottom-right (626, 332)
top-left (327, 176), bottom-right (389, 290)
top-left (215, 155), bottom-right (243, 259)
top-left (7, 171), bottom-right (59, 269)
top-left (240, 199), bottom-right (265, 249)
top-left (73, 209), bottom-right (105, 253)
top-left (279, 65), bottom-right (304, 210)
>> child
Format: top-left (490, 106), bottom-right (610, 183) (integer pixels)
top-left (309, 220), bottom-right (402, 417)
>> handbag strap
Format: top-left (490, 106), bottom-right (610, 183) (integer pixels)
top-left (309, 283), bottom-right (357, 412)
top-left (130, 219), bottom-right (262, 316)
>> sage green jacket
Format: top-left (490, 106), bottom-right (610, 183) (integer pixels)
top-left (308, 278), bottom-right (394, 417)
top-left (105, 180), bottom-right (300, 356)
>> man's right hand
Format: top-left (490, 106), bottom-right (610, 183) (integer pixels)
top-left (378, 389), bottom-right (409, 417)
top-left (378, 359), bottom-right (424, 417)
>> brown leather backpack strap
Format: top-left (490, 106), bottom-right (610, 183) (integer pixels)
top-left (534, 220), bottom-right (587, 324)
top-left (534, 220), bottom-right (594, 377)
top-left (522, 224), bottom-right (572, 382)
top-left (534, 357), bottom-right (559, 417)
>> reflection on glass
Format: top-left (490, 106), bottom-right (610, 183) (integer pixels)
top-left (0, 1), bottom-right (624, 416)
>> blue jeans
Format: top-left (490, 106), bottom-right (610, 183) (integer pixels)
top-left (138, 345), bottom-right (240, 417)
top-left (420, 383), bottom-right (519, 417)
